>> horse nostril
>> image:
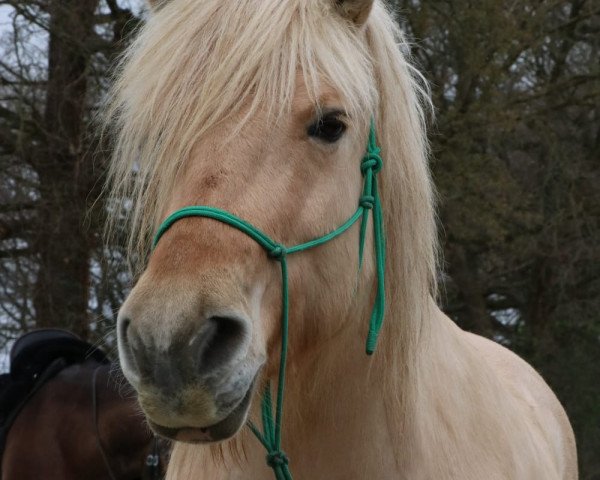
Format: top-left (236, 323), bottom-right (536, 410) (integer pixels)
top-left (117, 317), bottom-right (145, 380)
top-left (119, 317), bottom-right (132, 344)
top-left (197, 316), bottom-right (246, 373)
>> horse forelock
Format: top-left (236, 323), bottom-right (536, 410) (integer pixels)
top-left (105, 0), bottom-right (374, 261)
top-left (104, 0), bottom-right (438, 466)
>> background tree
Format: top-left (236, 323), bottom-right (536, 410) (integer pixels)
top-left (0, 0), bottom-right (138, 341)
top-left (396, 0), bottom-right (600, 475)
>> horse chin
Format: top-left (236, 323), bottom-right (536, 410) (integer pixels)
top-left (148, 379), bottom-right (255, 444)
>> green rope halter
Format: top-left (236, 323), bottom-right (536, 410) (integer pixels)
top-left (152, 121), bottom-right (385, 480)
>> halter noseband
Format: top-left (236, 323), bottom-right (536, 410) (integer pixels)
top-left (153, 121), bottom-right (386, 480)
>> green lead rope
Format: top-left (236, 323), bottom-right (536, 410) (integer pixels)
top-left (152, 122), bottom-right (385, 480)
top-left (359, 125), bottom-right (386, 355)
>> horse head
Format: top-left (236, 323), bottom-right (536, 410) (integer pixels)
top-left (108, 0), bottom-right (436, 454)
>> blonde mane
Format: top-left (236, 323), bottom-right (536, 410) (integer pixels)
top-left (105, 0), bottom-right (438, 464)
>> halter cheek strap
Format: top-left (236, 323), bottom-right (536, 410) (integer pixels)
top-left (152, 121), bottom-right (386, 480)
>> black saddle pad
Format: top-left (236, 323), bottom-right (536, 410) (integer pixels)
top-left (10, 328), bottom-right (108, 381)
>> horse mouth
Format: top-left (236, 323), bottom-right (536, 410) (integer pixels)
top-left (148, 379), bottom-right (255, 443)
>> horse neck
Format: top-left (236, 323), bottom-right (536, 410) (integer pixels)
top-left (279, 305), bottom-right (424, 475)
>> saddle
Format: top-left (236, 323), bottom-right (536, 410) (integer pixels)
top-left (9, 328), bottom-right (108, 382)
top-left (0, 329), bottom-right (109, 457)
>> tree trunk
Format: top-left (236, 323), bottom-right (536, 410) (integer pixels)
top-left (33, 0), bottom-right (99, 339)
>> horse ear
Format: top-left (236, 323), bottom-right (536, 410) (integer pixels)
top-left (335, 0), bottom-right (375, 25)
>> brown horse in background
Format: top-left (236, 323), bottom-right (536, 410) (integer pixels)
top-left (1, 351), bottom-right (168, 479)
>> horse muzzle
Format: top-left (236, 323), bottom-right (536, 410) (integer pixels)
top-left (117, 309), bottom-right (263, 443)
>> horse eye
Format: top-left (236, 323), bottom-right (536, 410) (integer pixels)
top-left (307, 114), bottom-right (347, 143)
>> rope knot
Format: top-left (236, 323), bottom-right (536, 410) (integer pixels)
top-left (359, 195), bottom-right (375, 210)
top-left (268, 244), bottom-right (286, 260)
top-left (361, 150), bottom-right (383, 175)
top-left (266, 450), bottom-right (289, 468)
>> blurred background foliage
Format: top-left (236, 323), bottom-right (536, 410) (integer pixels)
top-left (394, 1), bottom-right (599, 475)
top-left (0, 0), bottom-right (598, 476)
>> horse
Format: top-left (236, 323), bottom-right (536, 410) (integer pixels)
top-left (1, 331), bottom-right (167, 479)
top-left (104, 0), bottom-right (577, 478)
